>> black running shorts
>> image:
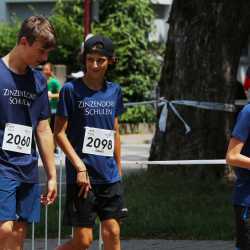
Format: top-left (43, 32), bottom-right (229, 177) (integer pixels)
top-left (63, 181), bottom-right (128, 227)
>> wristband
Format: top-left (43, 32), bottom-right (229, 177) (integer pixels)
top-left (77, 169), bottom-right (87, 173)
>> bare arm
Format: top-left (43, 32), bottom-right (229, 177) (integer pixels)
top-left (226, 137), bottom-right (250, 169)
top-left (48, 91), bottom-right (60, 99)
top-left (114, 117), bottom-right (122, 176)
top-left (36, 119), bottom-right (57, 204)
top-left (54, 116), bottom-right (90, 196)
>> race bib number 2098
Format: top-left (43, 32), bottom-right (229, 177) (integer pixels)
top-left (82, 127), bottom-right (115, 157)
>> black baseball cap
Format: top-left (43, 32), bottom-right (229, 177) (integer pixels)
top-left (84, 35), bottom-right (114, 57)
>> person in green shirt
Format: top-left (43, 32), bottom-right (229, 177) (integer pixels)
top-left (43, 62), bottom-right (61, 152)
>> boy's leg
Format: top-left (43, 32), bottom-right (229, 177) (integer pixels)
top-left (56, 184), bottom-right (97, 250)
top-left (101, 219), bottom-right (121, 250)
top-left (0, 177), bottom-right (20, 249)
top-left (98, 182), bottom-right (128, 250)
top-left (4, 221), bottom-right (27, 250)
top-left (56, 227), bottom-right (93, 250)
top-left (234, 205), bottom-right (250, 250)
top-left (0, 179), bottom-right (38, 250)
top-left (0, 221), bottom-right (14, 250)
top-left (3, 182), bottom-right (40, 250)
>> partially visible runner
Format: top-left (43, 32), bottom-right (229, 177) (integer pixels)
top-left (0, 16), bottom-right (57, 250)
top-left (226, 104), bottom-right (250, 250)
top-left (42, 62), bottom-right (61, 152)
top-left (55, 35), bottom-right (127, 250)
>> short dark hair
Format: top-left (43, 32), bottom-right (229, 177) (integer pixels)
top-left (18, 15), bottom-right (56, 49)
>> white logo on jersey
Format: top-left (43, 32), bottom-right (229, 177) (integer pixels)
top-left (77, 100), bottom-right (115, 116)
top-left (2, 88), bottom-right (37, 107)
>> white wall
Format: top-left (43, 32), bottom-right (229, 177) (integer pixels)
top-left (151, 0), bottom-right (173, 4)
top-left (0, 0), bottom-right (55, 22)
top-left (0, 0), bottom-right (171, 44)
top-left (0, 1), bottom-right (7, 21)
top-left (149, 2), bottom-right (172, 42)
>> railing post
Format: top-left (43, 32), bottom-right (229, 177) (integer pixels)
top-left (58, 148), bottom-right (63, 246)
top-left (99, 222), bottom-right (103, 250)
top-left (31, 222), bottom-right (35, 250)
top-left (45, 205), bottom-right (48, 250)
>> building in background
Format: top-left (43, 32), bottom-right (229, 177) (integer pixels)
top-left (0, 0), bottom-right (172, 43)
top-left (149, 0), bottom-right (172, 42)
top-left (3, 0), bottom-right (247, 84)
top-left (237, 40), bottom-right (250, 84)
top-left (0, 0), bottom-right (55, 21)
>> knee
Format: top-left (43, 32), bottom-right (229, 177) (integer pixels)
top-left (0, 223), bottom-right (13, 241)
top-left (102, 225), bottom-right (120, 242)
top-left (72, 235), bottom-right (93, 250)
top-left (12, 226), bottom-right (26, 242)
top-left (78, 238), bottom-right (93, 250)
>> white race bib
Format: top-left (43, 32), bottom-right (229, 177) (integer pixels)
top-left (82, 127), bottom-right (115, 157)
top-left (2, 123), bottom-right (32, 154)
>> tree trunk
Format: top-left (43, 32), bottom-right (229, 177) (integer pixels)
top-left (149, 0), bottom-right (250, 176)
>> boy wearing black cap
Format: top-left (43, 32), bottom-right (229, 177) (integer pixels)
top-left (54, 35), bottom-right (127, 250)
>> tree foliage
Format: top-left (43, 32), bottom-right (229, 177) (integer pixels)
top-left (0, 20), bottom-right (19, 57)
top-left (48, 0), bottom-right (83, 71)
top-left (93, 0), bottom-right (162, 123)
top-left (0, 0), bottom-right (162, 124)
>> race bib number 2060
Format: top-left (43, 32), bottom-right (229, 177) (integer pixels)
top-left (82, 127), bottom-right (115, 157)
top-left (2, 123), bottom-right (32, 154)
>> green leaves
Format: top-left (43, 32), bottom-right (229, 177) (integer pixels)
top-left (48, 14), bottom-right (82, 69)
top-left (0, 0), bottom-right (162, 124)
top-left (0, 20), bottom-right (19, 57)
top-left (93, 0), bottom-right (162, 123)
top-left (121, 105), bottom-right (156, 123)
top-left (48, 0), bottom-right (83, 71)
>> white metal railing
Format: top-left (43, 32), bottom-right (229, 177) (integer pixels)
top-left (30, 148), bottom-right (227, 250)
top-left (58, 148), bottom-right (63, 246)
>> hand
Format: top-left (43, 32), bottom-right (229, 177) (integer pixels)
top-left (41, 179), bottom-right (57, 205)
top-left (48, 91), bottom-right (52, 100)
top-left (78, 183), bottom-right (91, 199)
top-left (77, 170), bottom-right (91, 198)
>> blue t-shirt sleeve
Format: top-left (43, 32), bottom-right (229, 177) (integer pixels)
top-left (232, 105), bottom-right (250, 142)
top-left (38, 88), bottom-right (50, 120)
top-left (115, 86), bottom-right (124, 116)
top-left (33, 71), bottom-right (50, 120)
top-left (56, 83), bottom-right (74, 118)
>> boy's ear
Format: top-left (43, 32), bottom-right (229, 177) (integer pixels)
top-left (19, 36), bottom-right (29, 46)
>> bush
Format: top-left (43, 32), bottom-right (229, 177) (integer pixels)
top-left (0, 20), bottom-right (20, 57)
top-left (48, 0), bottom-right (83, 72)
top-left (92, 0), bottom-right (163, 123)
top-left (50, 0), bottom-right (163, 123)
top-left (0, 0), bottom-right (164, 124)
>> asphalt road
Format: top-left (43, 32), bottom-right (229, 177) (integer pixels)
top-left (26, 134), bottom-right (235, 249)
top-left (24, 239), bottom-right (234, 250)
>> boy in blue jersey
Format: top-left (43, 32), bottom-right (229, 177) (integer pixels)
top-left (55, 35), bottom-right (127, 250)
top-left (0, 16), bottom-right (57, 250)
top-left (226, 104), bottom-right (250, 250)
